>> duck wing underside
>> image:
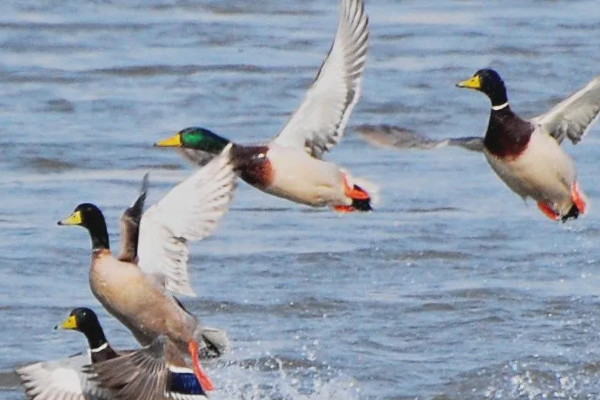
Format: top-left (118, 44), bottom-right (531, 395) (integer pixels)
top-left (271, 0), bottom-right (369, 159)
top-left (117, 173), bottom-right (149, 262)
top-left (356, 124), bottom-right (484, 152)
top-left (532, 76), bottom-right (600, 144)
top-left (137, 146), bottom-right (236, 297)
top-left (16, 353), bottom-right (112, 400)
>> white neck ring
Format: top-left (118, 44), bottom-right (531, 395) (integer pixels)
top-left (91, 343), bottom-right (108, 353)
top-left (492, 102), bottom-right (508, 111)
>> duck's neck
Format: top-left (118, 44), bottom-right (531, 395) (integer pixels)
top-left (87, 216), bottom-right (110, 251)
top-left (484, 106), bottom-right (533, 158)
top-left (487, 83), bottom-right (509, 109)
top-left (83, 325), bottom-right (118, 363)
top-left (85, 325), bottom-right (108, 351)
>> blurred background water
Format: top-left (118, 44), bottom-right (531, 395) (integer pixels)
top-left (1, 0), bottom-right (600, 399)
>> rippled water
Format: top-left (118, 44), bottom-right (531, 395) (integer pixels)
top-left (2, 1), bottom-right (600, 399)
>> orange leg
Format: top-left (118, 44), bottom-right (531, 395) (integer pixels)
top-left (536, 202), bottom-right (559, 221)
top-left (342, 174), bottom-right (370, 200)
top-left (571, 182), bottom-right (586, 214)
top-left (333, 205), bottom-right (354, 213)
top-left (188, 340), bottom-right (214, 391)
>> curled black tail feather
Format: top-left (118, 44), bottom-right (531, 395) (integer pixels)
top-left (351, 185), bottom-right (372, 211)
top-left (561, 204), bottom-right (580, 222)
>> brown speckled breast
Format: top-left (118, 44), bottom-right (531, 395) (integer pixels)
top-left (231, 144), bottom-right (274, 188)
top-left (484, 108), bottom-right (533, 160)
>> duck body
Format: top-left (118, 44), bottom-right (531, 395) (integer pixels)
top-left (457, 69), bottom-right (593, 221)
top-left (233, 142), bottom-right (354, 208)
top-left (89, 249), bottom-right (196, 351)
top-left (484, 124), bottom-right (578, 218)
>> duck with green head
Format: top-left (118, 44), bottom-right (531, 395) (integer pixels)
top-left (156, 0), bottom-right (375, 213)
top-left (455, 68), bottom-right (600, 221)
top-left (56, 148), bottom-right (236, 392)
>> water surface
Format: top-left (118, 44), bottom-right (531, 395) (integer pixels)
top-left (1, 1), bottom-right (600, 399)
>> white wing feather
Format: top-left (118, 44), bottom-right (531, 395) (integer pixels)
top-left (532, 76), bottom-right (600, 144)
top-left (137, 145), bottom-right (235, 297)
top-left (272, 0), bottom-right (369, 159)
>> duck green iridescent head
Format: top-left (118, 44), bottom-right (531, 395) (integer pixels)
top-left (457, 68), bottom-right (509, 108)
top-left (155, 127), bottom-right (230, 153)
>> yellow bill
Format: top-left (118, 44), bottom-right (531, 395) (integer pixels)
top-left (456, 75), bottom-right (481, 89)
top-left (58, 210), bottom-right (82, 226)
top-left (57, 315), bottom-right (77, 330)
top-left (155, 133), bottom-right (182, 147)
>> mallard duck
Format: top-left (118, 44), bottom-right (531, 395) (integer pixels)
top-left (156, 0), bottom-right (374, 213)
top-left (16, 308), bottom-right (208, 400)
top-left (57, 146), bottom-right (235, 391)
top-left (16, 308), bottom-right (115, 400)
top-left (356, 69), bottom-right (600, 221)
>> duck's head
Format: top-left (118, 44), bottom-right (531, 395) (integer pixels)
top-left (155, 127), bottom-right (230, 153)
top-left (456, 68), bottom-right (508, 108)
top-left (56, 307), bottom-right (101, 335)
top-left (58, 203), bottom-right (102, 228)
top-left (58, 203), bottom-right (110, 250)
top-left (56, 307), bottom-right (109, 351)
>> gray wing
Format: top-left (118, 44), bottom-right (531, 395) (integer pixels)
top-left (89, 336), bottom-right (207, 400)
top-left (272, 0), bottom-right (369, 159)
top-left (355, 124), bottom-right (484, 152)
top-left (15, 354), bottom-right (112, 400)
top-left (117, 173), bottom-right (149, 262)
top-left (532, 76), bottom-right (600, 144)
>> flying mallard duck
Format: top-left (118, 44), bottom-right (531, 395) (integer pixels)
top-left (156, 0), bottom-right (374, 213)
top-left (57, 146), bottom-right (235, 391)
top-left (16, 307), bottom-right (208, 400)
top-left (357, 69), bottom-right (600, 221)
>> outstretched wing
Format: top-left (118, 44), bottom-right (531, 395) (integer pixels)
top-left (16, 354), bottom-right (112, 400)
top-left (137, 145), bottom-right (236, 297)
top-left (117, 173), bottom-right (149, 262)
top-left (272, 0), bottom-right (369, 159)
top-left (355, 124), bottom-right (484, 152)
top-left (89, 336), bottom-right (207, 400)
top-left (532, 76), bottom-right (600, 144)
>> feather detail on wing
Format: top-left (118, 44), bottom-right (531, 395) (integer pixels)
top-left (117, 173), bottom-right (149, 263)
top-left (532, 76), bottom-right (600, 144)
top-left (272, 0), bottom-right (369, 159)
top-left (88, 336), bottom-right (207, 400)
top-left (137, 145), bottom-right (236, 297)
top-left (355, 124), bottom-right (484, 152)
top-left (16, 354), bottom-right (113, 400)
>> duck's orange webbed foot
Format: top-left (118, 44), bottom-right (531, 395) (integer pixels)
top-left (342, 175), bottom-right (370, 200)
top-left (537, 202), bottom-right (560, 221)
top-left (333, 205), bottom-right (355, 213)
top-left (571, 182), bottom-right (586, 214)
